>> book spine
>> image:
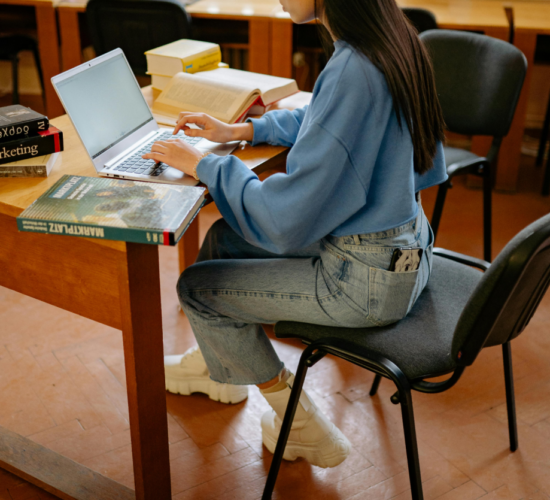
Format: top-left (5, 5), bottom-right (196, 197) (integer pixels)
top-left (0, 130), bottom-right (63, 166)
top-left (17, 218), bottom-right (173, 246)
top-left (182, 49), bottom-right (222, 74)
top-left (0, 118), bottom-right (49, 142)
top-left (0, 165), bottom-right (48, 177)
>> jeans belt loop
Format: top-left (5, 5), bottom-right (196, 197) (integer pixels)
top-left (353, 235), bottom-right (361, 245)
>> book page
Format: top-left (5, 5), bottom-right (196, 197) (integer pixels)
top-left (153, 72), bottom-right (257, 123)
top-left (197, 68), bottom-right (298, 105)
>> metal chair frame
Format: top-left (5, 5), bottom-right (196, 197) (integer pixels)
top-left (262, 248), bottom-right (522, 500)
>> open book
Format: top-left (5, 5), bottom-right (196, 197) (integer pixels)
top-left (152, 68), bottom-right (299, 125)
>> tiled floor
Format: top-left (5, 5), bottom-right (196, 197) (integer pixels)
top-left (2, 152), bottom-right (550, 499)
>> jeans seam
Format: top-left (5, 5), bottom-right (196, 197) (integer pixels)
top-left (188, 289), bottom-right (339, 301)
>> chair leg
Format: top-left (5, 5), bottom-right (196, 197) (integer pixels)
top-left (543, 147), bottom-right (550, 197)
top-left (31, 45), bottom-right (45, 105)
top-left (369, 374), bottom-right (382, 396)
top-left (399, 387), bottom-right (424, 500)
top-left (482, 164), bottom-right (492, 262)
top-left (537, 96), bottom-right (550, 168)
top-left (430, 181), bottom-right (449, 243)
top-left (502, 342), bottom-right (518, 452)
top-left (11, 55), bottom-right (19, 105)
top-left (262, 347), bottom-right (311, 500)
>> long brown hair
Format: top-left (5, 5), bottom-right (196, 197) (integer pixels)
top-left (316, 0), bottom-right (445, 174)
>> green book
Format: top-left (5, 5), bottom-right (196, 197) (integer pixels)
top-left (17, 175), bottom-right (206, 246)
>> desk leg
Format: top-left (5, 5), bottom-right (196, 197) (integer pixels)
top-left (178, 214), bottom-right (200, 274)
top-left (249, 19), bottom-right (271, 74)
top-left (118, 243), bottom-right (171, 500)
top-left (271, 21), bottom-right (293, 78)
top-left (59, 8), bottom-right (84, 71)
top-left (491, 30), bottom-right (537, 192)
top-left (35, 4), bottom-right (64, 118)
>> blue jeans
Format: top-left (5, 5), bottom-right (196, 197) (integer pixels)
top-left (177, 204), bottom-right (434, 385)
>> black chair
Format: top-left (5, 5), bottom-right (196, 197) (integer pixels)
top-left (539, 96), bottom-right (550, 196)
top-left (0, 35), bottom-right (44, 105)
top-left (421, 30), bottom-right (527, 262)
top-left (535, 36), bottom-right (550, 196)
top-left (86, 0), bottom-right (192, 76)
top-left (262, 212), bottom-right (550, 500)
top-left (402, 7), bottom-right (438, 33)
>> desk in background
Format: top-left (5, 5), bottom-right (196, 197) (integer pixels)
top-left (55, 0), bottom-right (289, 77)
top-left (0, 87), bottom-right (308, 500)
top-left (507, 2), bottom-right (550, 190)
top-left (0, 0), bottom-right (64, 117)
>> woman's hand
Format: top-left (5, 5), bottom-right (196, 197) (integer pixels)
top-left (142, 139), bottom-right (203, 177)
top-left (174, 112), bottom-right (254, 143)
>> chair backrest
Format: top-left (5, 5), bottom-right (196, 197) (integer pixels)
top-left (402, 8), bottom-right (438, 33)
top-left (419, 30), bottom-right (527, 137)
top-left (452, 213), bottom-right (550, 366)
top-left (87, 0), bottom-right (191, 76)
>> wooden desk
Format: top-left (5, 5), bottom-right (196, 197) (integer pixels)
top-left (397, 0), bottom-right (510, 38)
top-left (505, 2), bottom-right (550, 191)
top-left (55, 0), bottom-right (288, 76)
top-left (0, 0), bottom-right (64, 118)
top-left (0, 87), bottom-right (305, 500)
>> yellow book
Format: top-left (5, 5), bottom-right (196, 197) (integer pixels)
top-left (145, 39), bottom-right (221, 76)
top-left (151, 63), bottom-right (229, 91)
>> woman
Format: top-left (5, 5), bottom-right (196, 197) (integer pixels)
top-left (143, 0), bottom-right (446, 469)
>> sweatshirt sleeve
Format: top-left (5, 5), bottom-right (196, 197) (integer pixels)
top-left (196, 120), bottom-right (369, 254)
top-left (246, 106), bottom-right (308, 147)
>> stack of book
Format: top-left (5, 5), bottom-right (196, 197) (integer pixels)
top-left (146, 39), bottom-right (223, 92)
top-left (0, 105), bottom-right (63, 178)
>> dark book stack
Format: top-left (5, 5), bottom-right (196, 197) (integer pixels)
top-left (0, 105), bottom-right (64, 177)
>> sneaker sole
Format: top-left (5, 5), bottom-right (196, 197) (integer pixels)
top-left (262, 425), bottom-right (351, 468)
top-left (165, 376), bottom-right (248, 404)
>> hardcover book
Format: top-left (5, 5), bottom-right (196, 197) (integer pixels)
top-left (17, 175), bottom-right (206, 246)
top-left (0, 152), bottom-right (60, 178)
top-left (153, 68), bottom-right (299, 124)
top-left (151, 62), bottom-right (229, 91)
top-left (145, 39), bottom-right (221, 76)
top-left (0, 105), bottom-right (49, 141)
top-left (0, 125), bottom-right (63, 165)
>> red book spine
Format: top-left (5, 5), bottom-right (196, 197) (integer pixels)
top-left (0, 125), bottom-right (63, 165)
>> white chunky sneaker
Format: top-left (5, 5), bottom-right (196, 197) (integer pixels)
top-left (164, 345), bottom-right (248, 404)
top-left (261, 375), bottom-right (351, 468)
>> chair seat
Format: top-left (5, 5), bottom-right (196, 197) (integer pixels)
top-left (444, 146), bottom-right (481, 169)
top-left (275, 256), bottom-right (483, 380)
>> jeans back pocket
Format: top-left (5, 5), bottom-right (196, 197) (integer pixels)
top-left (368, 267), bottom-right (422, 326)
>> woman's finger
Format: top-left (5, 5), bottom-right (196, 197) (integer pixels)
top-left (142, 152), bottom-right (166, 161)
top-left (177, 111), bottom-right (197, 122)
top-left (150, 143), bottom-right (168, 153)
top-left (174, 113), bottom-right (209, 134)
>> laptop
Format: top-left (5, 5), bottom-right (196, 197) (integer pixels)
top-left (51, 49), bottom-right (238, 186)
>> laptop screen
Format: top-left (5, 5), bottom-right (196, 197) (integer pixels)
top-left (55, 53), bottom-right (154, 159)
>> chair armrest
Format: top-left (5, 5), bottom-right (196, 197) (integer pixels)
top-left (447, 157), bottom-right (489, 178)
top-left (433, 247), bottom-right (491, 272)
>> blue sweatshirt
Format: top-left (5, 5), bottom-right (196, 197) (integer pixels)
top-left (196, 40), bottom-right (447, 254)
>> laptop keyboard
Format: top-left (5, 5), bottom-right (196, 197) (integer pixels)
top-left (110, 130), bottom-right (203, 177)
